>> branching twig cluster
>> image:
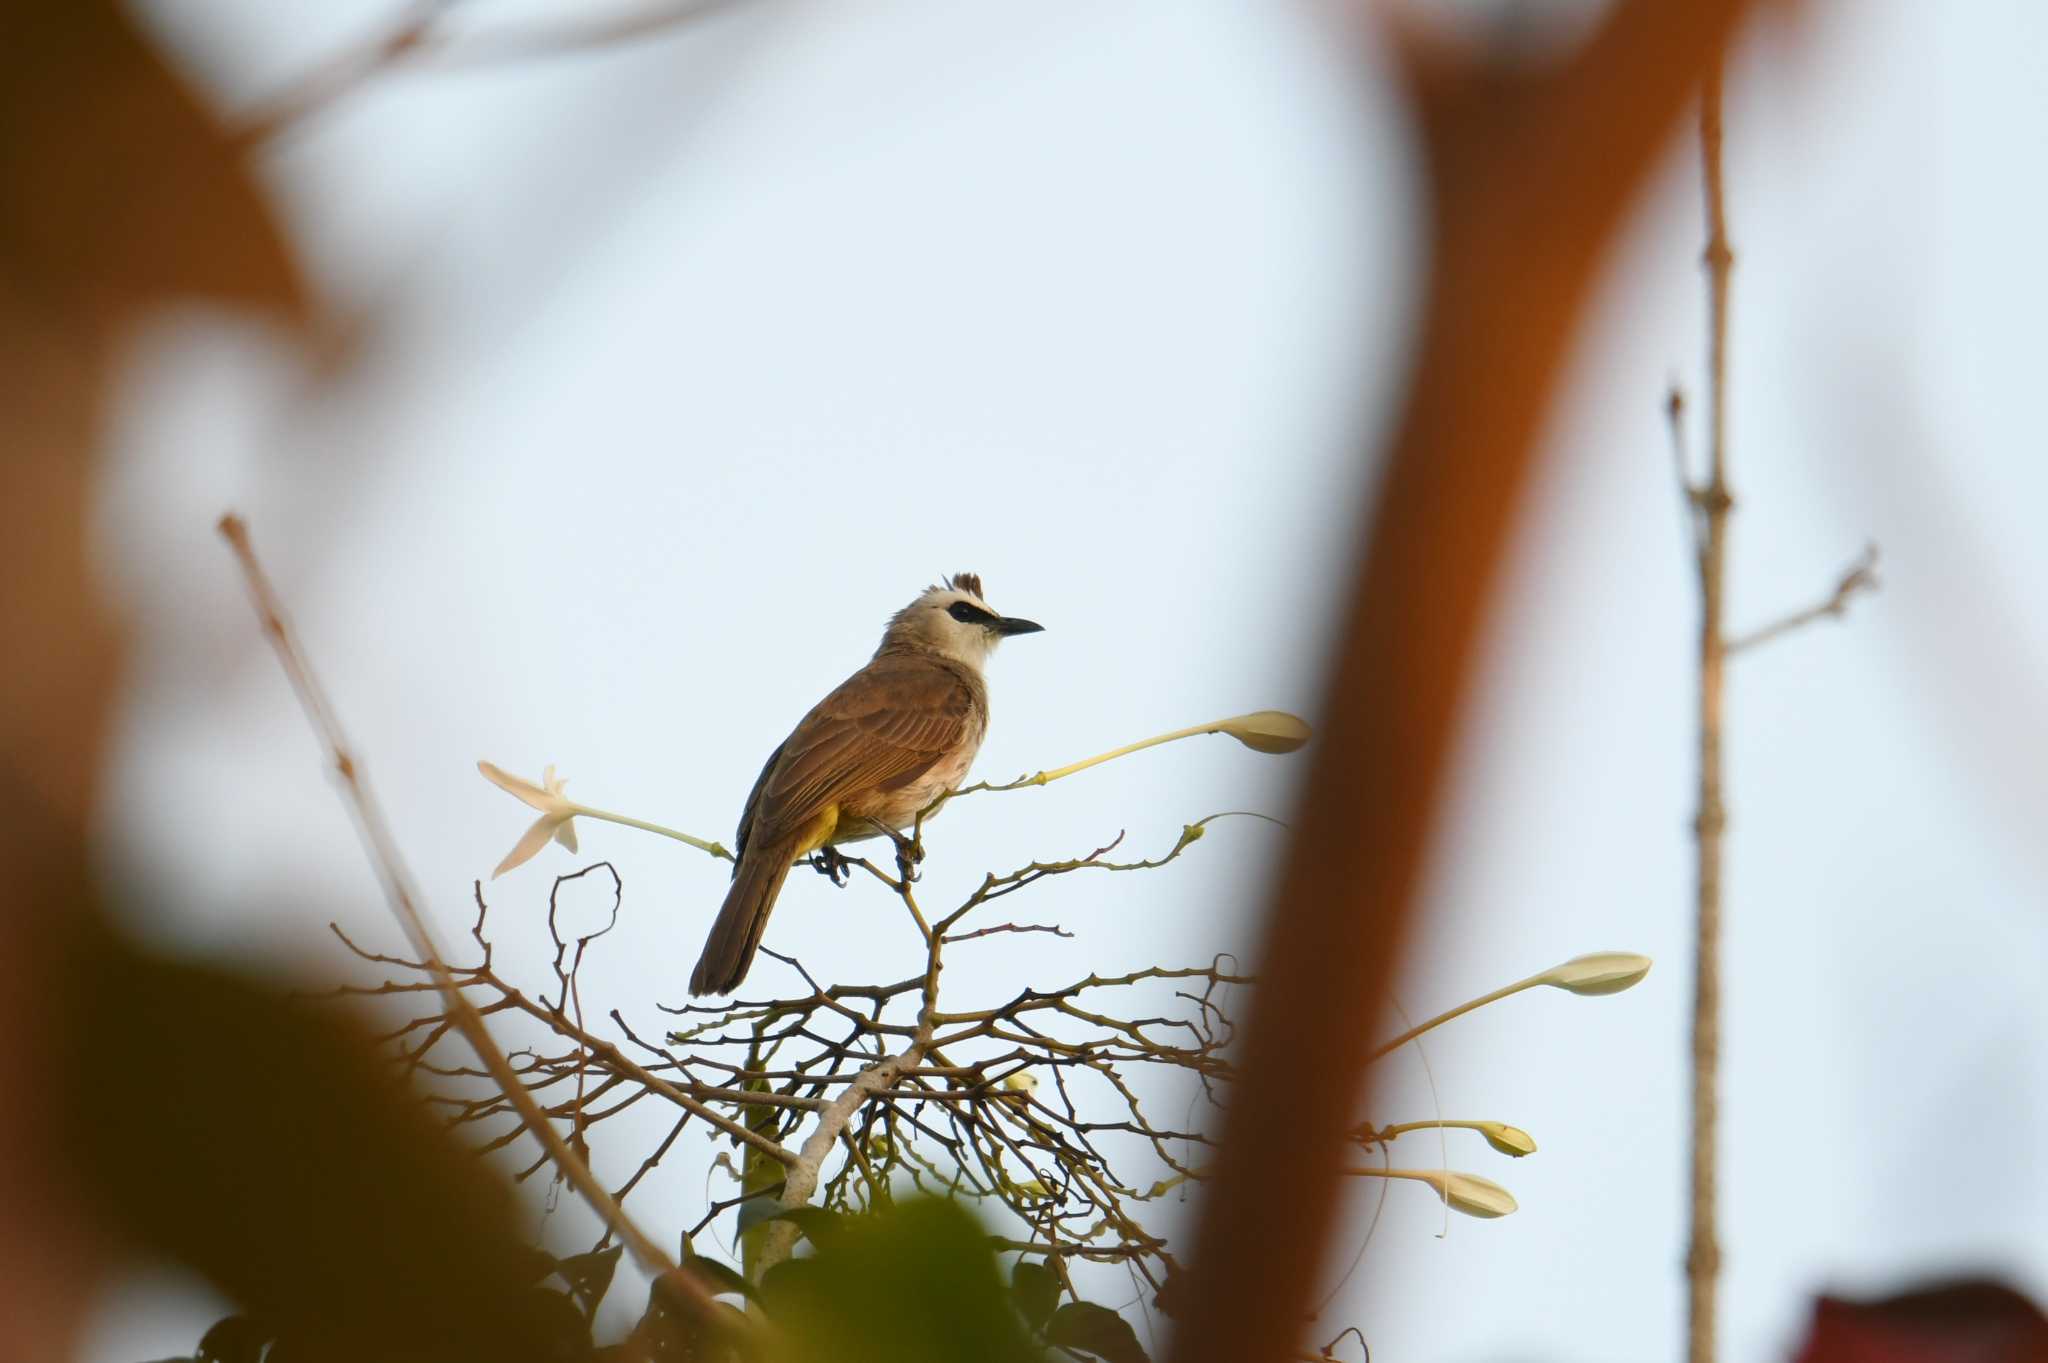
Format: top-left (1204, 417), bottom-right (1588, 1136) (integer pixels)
top-left (330, 812), bottom-right (1259, 1305)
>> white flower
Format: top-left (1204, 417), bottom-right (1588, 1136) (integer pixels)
top-left (479, 761), bottom-right (579, 878)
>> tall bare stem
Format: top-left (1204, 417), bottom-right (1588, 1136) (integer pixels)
top-left (1686, 62), bottom-right (1735, 1363)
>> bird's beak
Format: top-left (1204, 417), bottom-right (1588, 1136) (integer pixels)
top-left (995, 616), bottom-right (1045, 637)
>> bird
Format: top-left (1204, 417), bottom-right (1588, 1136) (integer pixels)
top-left (689, 573), bottom-right (1043, 995)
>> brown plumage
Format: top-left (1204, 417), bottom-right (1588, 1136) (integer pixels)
top-left (689, 576), bottom-right (1041, 995)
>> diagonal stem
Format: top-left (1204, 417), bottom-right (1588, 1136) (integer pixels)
top-left (217, 514), bottom-right (736, 1337)
top-left (567, 800), bottom-right (732, 860)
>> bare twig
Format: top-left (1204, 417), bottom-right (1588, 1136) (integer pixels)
top-left (426, 0), bottom-right (751, 66)
top-left (232, 0), bottom-right (464, 145)
top-left (945, 921), bottom-right (1075, 944)
top-left (347, 816), bottom-right (1255, 1307)
top-left (1667, 386), bottom-right (1706, 561)
top-left (215, 514), bottom-right (727, 1332)
top-left (1685, 64), bottom-right (1734, 1363)
top-left (1318, 1325), bottom-right (1371, 1361)
top-left (1726, 544), bottom-right (1879, 654)
top-left (236, 0), bottom-right (748, 143)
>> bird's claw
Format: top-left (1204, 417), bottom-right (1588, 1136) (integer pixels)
top-left (808, 847), bottom-right (852, 887)
top-left (887, 832), bottom-right (925, 884)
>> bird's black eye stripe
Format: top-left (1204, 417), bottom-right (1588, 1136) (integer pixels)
top-left (947, 601), bottom-right (998, 626)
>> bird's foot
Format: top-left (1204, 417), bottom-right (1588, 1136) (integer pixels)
top-left (808, 846), bottom-right (853, 888)
top-left (884, 829), bottom-right (925, 884)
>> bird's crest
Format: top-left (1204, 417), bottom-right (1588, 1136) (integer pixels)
top-left (941, 572), bottom-right (984, 600)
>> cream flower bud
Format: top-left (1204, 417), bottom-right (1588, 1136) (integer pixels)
top-left (1214, 710), bottom-right (1313, 754)
top-left (1416, 1170), bottom-right (1518, 1218)
top-left (1349, 1167), bottom-right (1519, 1217)
top-left (1475, 1122), bottom-right (1537, 1157)
top-left (1538, 952), bottom-right (1653, 996)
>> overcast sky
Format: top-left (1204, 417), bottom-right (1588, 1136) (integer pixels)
top-left (80, 2), bottom-right (2048, 1360)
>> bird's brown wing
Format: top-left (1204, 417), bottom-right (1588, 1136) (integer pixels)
top-left (749, 655), bottom-right (978, 845)
top-left (730, 738), bottom-right (785, 866)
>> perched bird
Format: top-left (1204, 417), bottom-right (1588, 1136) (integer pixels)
top-left (689, 574), bottom-right (1043, 995)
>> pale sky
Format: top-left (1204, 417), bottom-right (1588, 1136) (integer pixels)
top-left (80, 2), bottom-right (2048, 1360)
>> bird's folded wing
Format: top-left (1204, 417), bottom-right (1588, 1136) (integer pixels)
top-left (753, 659), bottom-right (976, 842)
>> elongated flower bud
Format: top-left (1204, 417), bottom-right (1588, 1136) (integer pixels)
top-left (1215, 710), bottom-right (1313, 754)
top-left (1417, 1170), bottom-right (1518, 1218)
top-left (1349, 1167), bottom-right (1520, 1217)
top-left (1538, 952), bottom-right (1652, 996)
top-left (1475, 1122), bottom-right (1537, 1157)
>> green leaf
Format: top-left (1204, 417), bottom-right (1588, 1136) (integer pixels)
top-left (758, 1255), bottom-right (829, 1317)
top-left (511, 1245), bottom-right (560, 1286)
top-left (1150, 1262), bottom-right (1190, 1321)
top-left (764, 1198), bottom-right (1039, 1363)
top-left (680, 1252), bottom-right (758, 1302)
top-left (1012, 1259), bottom-right (1060, 1333)
top-left (66, 933), bottom-right (540, 1360)
top-left (554, 1244), bottom-right (624, 1317)
top-left (1047, 1301), bottom-right (1151, 1363)
top-left (759, 1204), bottom-right (850, 1251)
top-left (618, 1274), bottom-right (749, 1360)
top-left (505, 1287), bottom-right (593, 1356)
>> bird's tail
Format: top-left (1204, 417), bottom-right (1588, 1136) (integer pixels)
top-left (690, 840), bottom-right (797, 996)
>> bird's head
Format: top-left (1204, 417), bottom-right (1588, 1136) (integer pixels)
top-left (880, 572), bottom-right (1044, 668)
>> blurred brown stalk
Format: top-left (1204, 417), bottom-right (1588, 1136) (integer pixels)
top-left (1166, 4), bottom-right (1780, 1362)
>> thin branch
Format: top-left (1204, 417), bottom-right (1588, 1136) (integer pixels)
top-left (231, 0), bottom-right (461, 144)
top-left (1317, 1326), bottom-right (1371, 1361)
top-left (236, 0), bottom-right (750, 143)
top-left (1667, 385), bottom-right (1706, 562)
top-left (1686, 64), bottom-right (1733, 1363)
top-left (1726, 544), bottom-right (1879, 654)
top-left (427, 0), bottom-right (751, 66)
top-left (945, 921), bottom-right (1075, 944)
top-left (215, 514), bottom-right (728, 1334)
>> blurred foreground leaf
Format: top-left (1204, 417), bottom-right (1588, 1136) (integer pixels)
top-left (1011, 1259), bottom-right (1059, 1334)
top-left (755, 1206), bottom-right (848, 1252)
top-left (678, 1253), bottom-right (756, 1303)
top-left (760, 1198), bottom-right (1038, 1363)
top-left (556, 1245), bottom-right (625, 1319)
top-left (1047, 1301), bottom-right (1152, 1363)
top-left (0, 0), bottom-right (307, 324)
top-left (61, 918), bottom-right (545, 1363)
